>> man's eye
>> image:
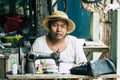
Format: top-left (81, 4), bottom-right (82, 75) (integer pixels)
top-left (52, 24), bottom-right (57, 26)
top-left (61, 25), bottom-right (67, 28)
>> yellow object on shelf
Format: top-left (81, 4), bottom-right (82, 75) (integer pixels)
top-left (2, 35), bottom-right (23, 47)
top-left (36, 70), bottom-right (44, 74)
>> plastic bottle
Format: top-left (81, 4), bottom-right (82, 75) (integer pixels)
top-left (12, 61), bottom-right (18, 75)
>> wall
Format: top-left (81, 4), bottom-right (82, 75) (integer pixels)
top-left (58, 0), bottom-right (90, 39)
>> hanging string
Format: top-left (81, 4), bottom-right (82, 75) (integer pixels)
top-left (52, 0), bottom-right (67, 13)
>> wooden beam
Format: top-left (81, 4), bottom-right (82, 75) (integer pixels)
top-left (111, 9), bottom-right (120, 76)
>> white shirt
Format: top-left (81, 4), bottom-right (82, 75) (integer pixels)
top-left (30, 35), bottom-right (87, 73)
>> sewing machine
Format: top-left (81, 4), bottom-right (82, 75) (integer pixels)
top-left (19, 47), bottom-right (60, 74)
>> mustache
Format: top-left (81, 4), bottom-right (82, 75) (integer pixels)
top-left (55, 32), bottom-right (63, 35)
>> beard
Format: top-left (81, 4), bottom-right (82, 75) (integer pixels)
top-left (48, 32), bottom-right (66, 41)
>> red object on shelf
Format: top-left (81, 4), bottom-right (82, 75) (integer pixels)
top-left (1, 14), bottom-right (29, 33)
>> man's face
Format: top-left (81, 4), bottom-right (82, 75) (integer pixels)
top-left (49, 20), bottom-right (68, 40)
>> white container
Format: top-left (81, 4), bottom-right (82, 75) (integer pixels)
top-left (12, 61), bottom-right (18, 75)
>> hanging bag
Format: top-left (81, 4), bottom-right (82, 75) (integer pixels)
top-left (0, 14), bottom-right (28, 33)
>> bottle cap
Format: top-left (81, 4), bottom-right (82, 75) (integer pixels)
top-left (13, 61), bottom-right (16, 64)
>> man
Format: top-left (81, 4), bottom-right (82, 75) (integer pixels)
top-left (30, 11), bottom-right (87, 74)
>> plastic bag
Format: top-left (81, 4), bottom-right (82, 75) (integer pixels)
top-left (70, 59), bottom-right (116, 77)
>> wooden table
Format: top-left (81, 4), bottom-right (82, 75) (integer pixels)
top-left (4, 41), bottom-right (110, 80)
top-left (7, 74), bottom-right (120, 80)
top-left (83, 45), bottom-right (109, 52)
top-left (83, 41), bottom-right (109, 60)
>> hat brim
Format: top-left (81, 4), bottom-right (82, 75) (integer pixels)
top-left (42, 16), bottom-right (75, 34)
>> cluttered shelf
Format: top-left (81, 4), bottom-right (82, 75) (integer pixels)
top-left (0, 41), bottom-right (109, 53)
top-left (0, 41), bottom-right (109, 62)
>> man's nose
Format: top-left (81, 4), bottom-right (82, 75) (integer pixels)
top-left (57, 26), bottom-right (61, 31)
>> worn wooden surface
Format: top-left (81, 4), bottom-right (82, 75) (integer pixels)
top-left (7, 74), bottom-right (120, 80)
top-left (0, 54), bottom-right (6, 79)
top-left (83, 45), bottom-right (108, 52)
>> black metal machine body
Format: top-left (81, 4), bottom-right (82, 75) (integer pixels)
top-left (19, 47), bottom-right (60, 74)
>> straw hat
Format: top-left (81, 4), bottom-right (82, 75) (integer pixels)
top-left (42, 11), bottom-right (75, 34)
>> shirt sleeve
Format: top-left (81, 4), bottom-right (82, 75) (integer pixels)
top-left (75, 39), bottom-right (87, 64)
top-left (30, 36), bottom-right (46, 53)
top-left (30, 38), bottom-right (40, 52)
top-left (30, 37), bottom-right (44, 65)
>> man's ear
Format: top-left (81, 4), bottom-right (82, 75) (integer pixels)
top-left (66, 27), bottom-right (69, 34)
